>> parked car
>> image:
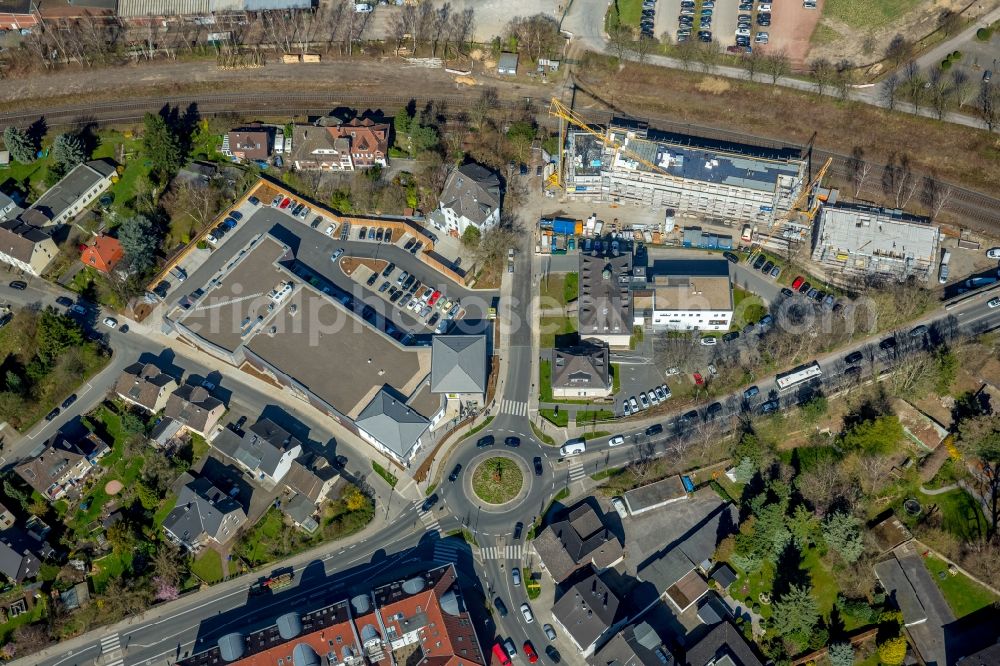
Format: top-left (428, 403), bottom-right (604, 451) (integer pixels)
top-left (543, 624), bottom-right (557, 641)
top-left (743, 385), bottom-right (759, 400)
top-left (761, 260), bottom-right (774, 274)
top-left (9, 280), bottom-right (27, 290)
top-left (546, 646), bottom-right (561, 663)
top-left (798, 280), bottom-right (811, 293)
top-left (760, 400), bottom-right (779, 414)
top-left (331, 248), bottom-right (344, 261)
top-left (844, 350), bottom-right (864, 364)
top-left (639, 393), bottom-right (649, 409)
top-left (45, 407), bottom-right (60, 421)
top-left (722, 331), bottom-right (740, 342)
top-left (780, 287), bottom-right (793, 297)
top-left (752, 254), bottom-right (767, 270)
top-left (723, 251), bottom-right (739, 263)
top-left (61, 394), bottom-right (78, 409)
top-left (699, 336), bottom-right (718, 346)
top-left (56, 296), bottom-right (73, 307)
top-left (102, 317), bottom-right (118, 329)
top-left (655, 386), bottom-right (668, 402)
top-left (693, 372), bottom-right (705, 386)
top-left (792, 276), bottom-right (805, 290)
top-left (770, 266), bottom-right (781, 279)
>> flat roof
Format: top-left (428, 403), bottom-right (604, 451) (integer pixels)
top-left (246, 282), bottom-right (429, 419)
top-left (816, 204), bottom-right (939, 261)
top-left (570, 133), bottom-right (605, 177)
top-left (653, 275), bottom-right (732, 312)
top-left (623, 475), bottom-right (686, 512)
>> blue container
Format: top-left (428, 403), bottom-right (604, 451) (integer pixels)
top-left (682, 476), bottom-right (695, 492)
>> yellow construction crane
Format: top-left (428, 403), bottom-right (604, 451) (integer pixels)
top-left (755, 156), bottom-right (833, 247)
top-left (548, 97), bottom-right (685, 191)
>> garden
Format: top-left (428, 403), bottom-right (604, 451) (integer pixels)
top-left (471, 457), bottom-right (523, 505)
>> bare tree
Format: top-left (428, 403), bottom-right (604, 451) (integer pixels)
top-left (979, 82), bottom-right (999, 132)
top-left (833, 59), bottom-right (855, 101)
top-left (903, 60), bottom-right (925, 112)
top-left (846, 146), bottom-right (873, 199)
top-left (431, 3), bottom-right (451, 57)
top-left (926, 65), bottom-right (950, 120)
top-left (884, 33), bottom-right (911, 69)
top-left (950, 68), bottom-right (973, 108)
top-left (389, 10), bottom-right (408, 54)
top-left (607, 23), bottom-right (632, 62)
top-left (920, 173), bottom-right (953, 220)
top-left (634, 34), bottom-right (656, 64)
top-left (453, 8), bottom-right (475, 54)
top-left (880, 72), bottom-right (900, 111)
top-left (695, 41), bottom-right (720, 73)
top-left (763, 49), bottom-right (790, 85)
top-left (809, 58), bottom-right (835, 96)
top-left (740, 48), bottom-right (764, 81)
top-left (674, 38), bottom-right (699, 70)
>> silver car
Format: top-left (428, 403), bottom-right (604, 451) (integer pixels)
top-left (629, 396), bottom-right (639, 412)
top-left (520, 603), bottom-right (534, 624)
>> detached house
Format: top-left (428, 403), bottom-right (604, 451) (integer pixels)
top-left (80, 234), bottom-right (124, 274)
top-left (114, 362), bottom-right (179, 413)
top-left (291, 117), bottom-right (389, 171)
top-left (162, 476), bottom-right (247, 552)
top-left (222, 126), bottom-right (272, 163)
top-left (29, 160), bottom-right (116, 227)
top-left (532, 501), bottom-right (624, 583)
top-left (438, 162), bottom-right (501, 236)
top-left (430, 334), bottom-right (489, 408)
top-left (163, 384), bottom-right (225, 437)
top-left (15, 432), bottom-right (110, 501)
top-left (551, 341), bottom-right (612, 399)
top-left (212, 417), bottom-right (303, 485)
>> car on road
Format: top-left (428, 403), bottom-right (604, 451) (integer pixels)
top-left (879, 337), bottom-right (897, 351)
top-left (608, 434), bottom-right (626, 448)
top-left (545, 646), bottom-right (561, 663)
top-left (524, 642), bottom-right (538, 664)
top-left (56, 296), bottom-right (74, 307)
top-left (448, 464), bottom-right (462, 482)
top-left (9, 280), bottom-right (27, 290)
top-left (45, 407), bottom-right (60, 421)
top-left (421, 494), bottom-right (438, 511)
top-left (723, 251), bottom-right (739, 263)
top-left (61, 394), bottom-right (77, 409)
top-left (681, 409), bottom-right (700, 425)
top-left (910, 324), bottom-right (929, 338)
top-left (986, 248), bottom-right (1000, 259)
top-left (845, 350), bottom-right (864, 364)
top-left (534, 456), bottom-right (544, 475)
top-left (699, 336), bottom-right (717, 346)
top-left (505, 436), bottom-right (521, 447)
top-left (743, 385), bottom-right (759, 400)
top-left (512, 568), bottom-right (521, 586)
top-left (520, 603), bottom-right (534, 623)
top-left (330, 248), bottom-right (344, 261)
top-left (760, 400), bottom-right (779, 414)
top-left (102, 317), bottom-right (118, 329)
top-left (611, 496), bottom-right (628, 519)
top-left (494, 597), bottom-right (508, 617)
top-left (513, 522), bottom-right (523, 539)
top-left (989, 297), bottom-right (1000, 308)
top-left (706, 402), bottom-right (723, 419)
top-left (645, 423), bottom-right (663, 436)
top-left (477, 434), bottom-right (495, 448)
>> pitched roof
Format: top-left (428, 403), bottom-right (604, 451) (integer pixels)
top-left (163, 477), bottom-right (246, 545)
top-left (212, 418), bottom-right (302, 478)
top-left (592, 621), bottom-right (676, 666)
top-left (292, 118), bottom-right (389, 166)
top-left (356, 389), bottom-right (429, 459)
top-left (637, 503), bottom-right (738, 594)
top-left (31, 160), bottom-right (115, 221)
top-left (282, 493), bottom-right (318, 532)
top-left (0, 216), bottom-right (54, 262)
top-left (227, 129), bottom-right (270, 160)
top-left (534, 502), bottom-right (623, 582)
top-left (0, 539), bottom-right (39, 582)
top-left (283, 454), bottom-right (338, 503)
top-left (80, 234), bottom-right (124, 272)
top-left (552, 570), bottom-right (621, 652)
top-left (164, 384), bottom-right (224, 433)
top-left (14, 434), bottom-right (88, 497)
top-left (551, 341), bottom-right (611, 390)
top-left (683, 621), bottom-right (763, 666)
top-left (114, 362), bottom-right (176, 410)
top-left (439, 163), bottom-right (501, 225)
top-left (430, 335), bottom-right (488, 394)
top-left (579, 251), bottom-right (633, 338)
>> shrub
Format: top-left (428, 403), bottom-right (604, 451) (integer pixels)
top-left (950, 50), bottom-right (962, 60)
top-left (976, 27), bottom-right (993, 41)
top-left (828, 642), bottom-right (854, 666)
top-left (940, 59), bottom-right (952, 70)
top-left (878, 637), bottom-right (907, 666)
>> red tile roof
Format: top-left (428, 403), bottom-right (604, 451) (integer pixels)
top-left (80, 234), bottom-right (124, 273)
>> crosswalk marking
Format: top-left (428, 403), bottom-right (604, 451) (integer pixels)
top-left (568, 463), bottom-right (586, 483)
top-left (480, 545), bottom-right (522, 560)
top-left (417, 506), bottom-right (440, 533)
top-left (433, 540), bottom-right (462, 563)
top-left (101, 633), bottom-right (124, 666)
top-left (500, 399), bottom-right (528, 416)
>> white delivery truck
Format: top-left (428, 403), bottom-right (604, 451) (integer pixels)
top-left (938, 249), bottom-right (951, 284)
top-left (559, 438), bottom-right (586, 456)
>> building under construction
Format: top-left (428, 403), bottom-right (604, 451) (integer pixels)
top-left (561, 117), bottom-right (808, 248)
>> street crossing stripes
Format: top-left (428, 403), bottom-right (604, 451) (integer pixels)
top-left (417, 506), bottom-right (440, 534)
top-left (433, 539), bottom-right (462, 563)
top-left (101, 633), bottom-right (124, 666)
top-left (480, 545), bottom-right (522, 560)
top-left (568, 462), bottom-right (586, 484)
top-left (499, 399), bottom-right (528, 416)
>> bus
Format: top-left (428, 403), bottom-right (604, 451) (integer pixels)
top-left (775, 361), bottom-right (822, 391)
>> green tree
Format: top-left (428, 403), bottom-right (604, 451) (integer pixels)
top-left (771, 584), bottom-right (820, 636)
top-left (4, 371), bottom-right (21, 395)
top-left (828, 642), bottom-right (854, 666)
top-left (410, 123), bottom-right (440, 154)
top-left (3, 126), bottom-right (35, 163)
top-left (934, 347), bottom-right (958, 395)
top-left (788, 504), bottom-right (820, 549)
top-left (800, 395), bottom-right (829, 424)
top-left (107, 519), bottom-right (137, 554)
top-left (956, 413), bottom-right (1000, 539)
top-left (142, 112), bottom-right (184, 178)
top-left (393, 106), bottom-right (412, 147)
top-left (824, 511), bottom-right (865, 563)
top-left (37, 307), bottom-right (84, 366)
top-left (52, 132), bottom-right (87, 173)
top-left (117, 214), bottom-right (158, 274)
top-left (840, 415), bottom-right (903, 456)
top-left (461, 225), bottom-right (482, 248)
top-left (3, 479), bottom-right (29, 512)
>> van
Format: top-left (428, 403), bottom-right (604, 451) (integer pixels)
top-left (559, 438), bottom-right (586, 456)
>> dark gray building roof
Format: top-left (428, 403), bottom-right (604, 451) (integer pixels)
top-left (579, 251), bottom-right (633, 339)
top-left (592, 621), bottom-right (676, 666)
top-left (164, 384), bottom-right (223, 433)
top-left (683, 621), bottom-right (763, 666)
top-left (0, 216), bottom-right (53, 262)
top-left (283, 493), bottom-right (318, 533)
top-left (0, 539), bottom-right (39, 583)
top-left (637, 504), bottom-right (737, 594)
top-left (31, 160), bottom-right (115, 222)
top-left (356, 389), bottom-right (429, 460)
top-left (551, 341), bottom-right (610, 391)
top-left (873, 555), bottom-right (928, 626)
top-left (959, 643), bottom-right (1000, 665)
top-left (534, 502), bottom-right (624, 582)
top-left (430, 335), bottom-right (488, 394)
top-left (440, 163), bottom-right (501, 226)
top-left (213, 418), bottom-right (301, 478)
top-left (710, 563), bottom-right (737, 590)
top-left (163, 477), bottom-right (246, 546)
top-left (552, 570), bottom-right (622, 652)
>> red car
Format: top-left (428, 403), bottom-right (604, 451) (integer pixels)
top-left (791, 275), bottom-right (804, 290)
top-left (492, 643), bottom-right (511, 666)
top-left (693, 372), bottom-right (705, 386)
top-left (428, 290), bottom-right (441, 306)
top-left (523, 641), bottom-right (538, 664)
top-left (279, 197), bottom-right (291, 209)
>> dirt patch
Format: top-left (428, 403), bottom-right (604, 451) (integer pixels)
top-left (341, 257), bottom-right (386, 277)
top-left (455, 76), bottom-right (477, 86)
top-left (239, 362), bottom-right (286, 390)
top-left (695, 77), bottom-right (732, 94)
top-left (768, 0), bottom-right (826, 67)
top-left (104, 480), bottom-right (124, 495)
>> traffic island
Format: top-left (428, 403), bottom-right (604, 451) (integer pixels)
top-left (472, 457), bottom-right (524, 504)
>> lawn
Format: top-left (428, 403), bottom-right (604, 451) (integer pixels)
top-left (539, 316), bottom-right (578, 349)
top-left (539, 272), bottom-right (578, 307)
top-left (190, 549), bottom-right (225, 584)
top-left (607, 0), bottom-right (644, 29)
top-left (472, 457), bottom-right (523, 504)
top-left (923, 555), bottom-right (999, 618)
top-left (732, 287), bottom-right (767, 328)
top-left (541, 408), bottom-right (569, 427)
top-left (576, 410), bottom-right (615, 425)
top-left (0, 596), bottom-right (47, 645)
top-left (372, 461), bottom-right (398, 488)
top-left (919, 487), bottom-right (987, 542)
top-left (153, 493), bottom-right (178, 528)
top-left (611, 363), bottom-right (621, 394)
top-left (530, 422), bottom-right (555, 446)
top-left (821, 0), bottom-right (922, 29)
top-left (91, 551), bottom-right (133, 593)
top-left (538, 360), bottom-right (589, 405)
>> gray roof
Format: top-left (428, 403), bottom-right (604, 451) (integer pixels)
top-left (498, 52), bottom-right (519, 69)
top-left (0, 216), bottom-right (54, 263)
top-left (283, 493), bottom-right (318, 532)
top-left (439, 163), bottom-right (500, 226)
top-left (638, 503), bottom-right (738, 593)
top-left (31, 160), bottom-right (114, 222)
top-left (683, 621), bottom-right (763, 666)
top-left (592, 621), bottom-right (676, 666)
top-left (165, 384), bottom-right (224, 433)
top-left (0, 539), bottom-right (39, 582)
top-left (579, 251), bottom-right (632, 338)
top-left (163, 477), bottom-right (246, 545)
top-left (873, 555), bottom-right (928, 625)
top-left (213, 418), bottom-right (301, 478)
top-left (430, 335), bottom-right (488, 394)
top-left (356, 389), bottom-right (429, 459)
top-left (552, 570), bottom-right (621, 652)
top-left (534, 502), bottom-right (624, 582)
top-left (552, 342), bottom-right (610, 391)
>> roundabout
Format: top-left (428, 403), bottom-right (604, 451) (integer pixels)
top-left (471, 456), bottom-right (524, 505)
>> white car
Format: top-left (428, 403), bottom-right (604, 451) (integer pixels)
top-left (609, 435), bottom-right (625, 447)
top-left (987, 248), bottom-right (1000, 259)
top-left (639, 393), bottom-right (649, 409)
top-left (325, 225), bottom-right (335, 236)
top-left (655, 386), bottom-right (669, 402)
top-left (520, 603), bottom-right (535, 624)
top-left (629, 396), bottom-right (639, 412)
top-left (736, 27), bottom-right (751, 36)
top-left (648, 390), bottom-right (659, 405)
top-left (755, 32), bottom-right (769, 43)
top-left (622, 401), bottom-right (632, 417)
top-left (988, 297), bottom-right (1000, 308)
top-left (102, 317), bottom-right (118, 329)
top-left (707, 363), bottom-right (718, 376)
top-left (700, 336), bottom-right (718, 346)
top-left (330, 248), bottom-right (344, 261)
top-left (665, 367), bottom-right (681, 376)
top-left (611, 497), bottom-right (629, 519)
top-left (758, 3), bottom-right (771, 10)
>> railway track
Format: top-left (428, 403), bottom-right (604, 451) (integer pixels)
top-left (2, 91), bottom-right (997, 235)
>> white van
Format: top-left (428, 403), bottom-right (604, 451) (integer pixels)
top-left (559, 438), bottom-right (586, 456)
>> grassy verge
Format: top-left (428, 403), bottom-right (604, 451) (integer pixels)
top-left (581, 430), bottom-right (612, 439)
top-left (591, 466), bottom-right (623, 481)
top-left (372, 461), bottom-right (398, 488)
top-left (821, 0), bottom-right (922, 30)
top-left (465, 416), bottom-right (494, 439)
top-left (576, 410), bottom-right (616, 425)
top-left (447, 528), bottom-right (478, 547)
top-left (923, 555), bottom-right (999, 618)
top-left (425, 484), bottom-right (437, 496)
top-left (472, 457), bottom-right (523, 504)
top-left (611, 363), bottom-right (621, 394)
top-left (539, 359), bottom-right (590, 405)
top-left (531, 422), bottom-right (555, 446)
top-left (524, 568), bottom-right (541, 600)
top-left (541, 408), bottom-right (569, 427)
top-left (539, 316), bottom-right (578, 349)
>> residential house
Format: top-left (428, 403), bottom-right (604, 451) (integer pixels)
top-left (497, 52), bottom-right (519, 75)
top-left (551, 569), bottom-right (625, 657)
top-left (430, 334), bottom-right (488, 407)
top-left (162, 476), bottom-right (247, 552)
top-left (212, 417), bottom-right (303, 485)
top-left (291, 117), bottom-right (389, 171)
top-left (14, 432), bottom-right (108, 501)
top-left (163, 384), bottom-right (226, 437)
top-left (532, 502), bottom-right (624, 583)
top-left (114, 362), bottom-right (179, 413)
top-left (280, 452), bottom-right (340, 533)
top-left (80, 234), bottom-right (124, 274)
top-left (355, 388), bottom-right (429, 465)
top-left (222, 126), bottom-right (272, 163)
top-left (579, 250), bottom-right (634, 349)
top-left (0, 191), bottom-right (19, 221)
top-left (683, 620), bottom-right (764, 666)
top-left (0, 502), bottom-right (14, 531)
top-left (438, 162), bottom-right (501, 236)
top-left (0, 539), bottom-right (39, 583)
top-left (0, 213), bottom-right (58, 276)
top-left (30, 160), bottom-right (116, 226)
top-left (551, 341), bottom-right (612, 399)
top-left (591, 620), bottom-right (677, 666)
